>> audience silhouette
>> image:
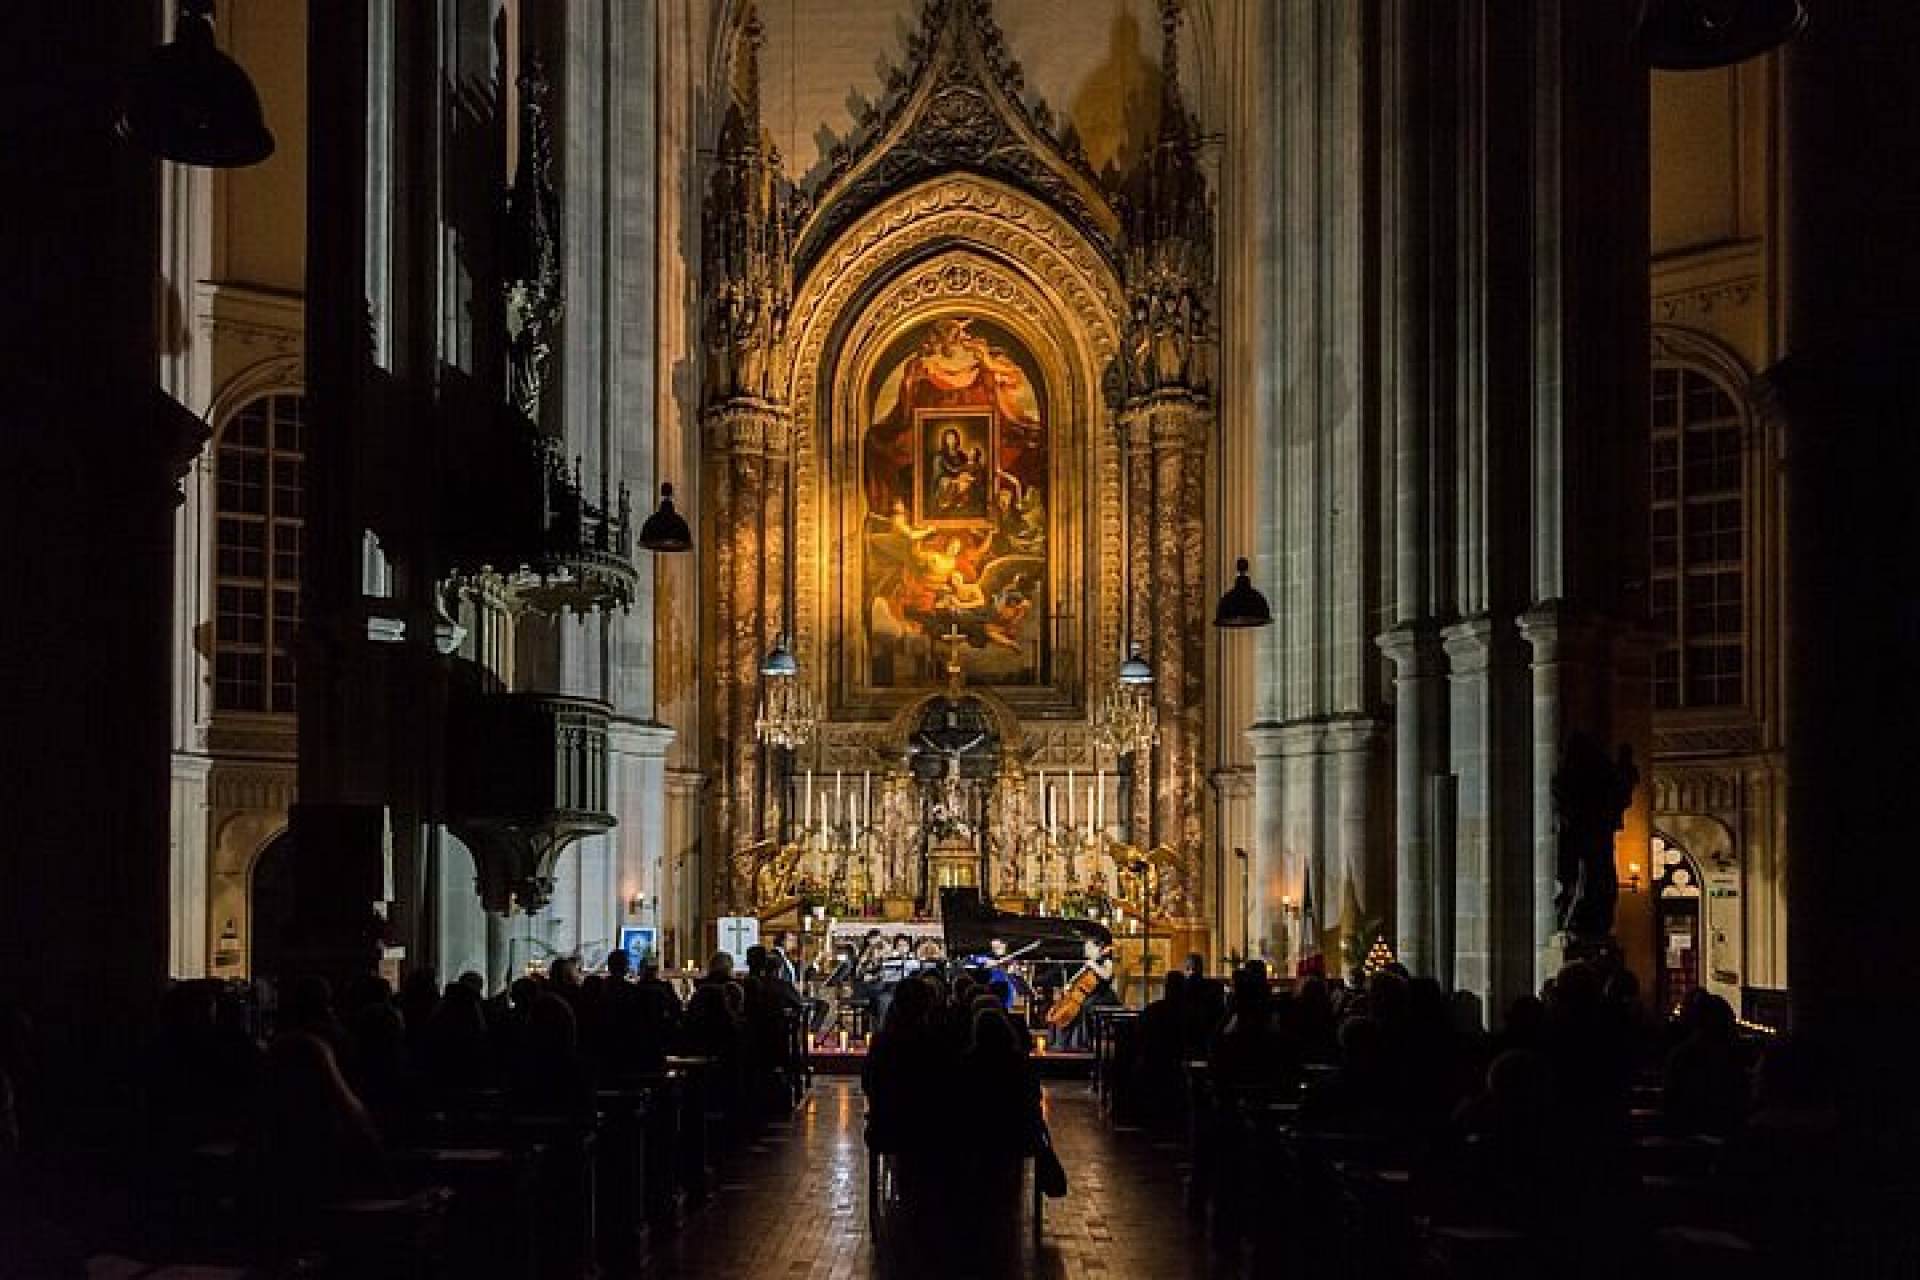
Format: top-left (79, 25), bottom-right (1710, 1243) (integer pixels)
top-left (0, 940), bottom-right (1852, 1276)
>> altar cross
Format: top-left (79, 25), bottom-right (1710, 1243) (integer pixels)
top-left (939, 623), bottom-right (968, 690)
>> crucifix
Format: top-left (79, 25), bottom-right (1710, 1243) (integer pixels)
top-left (939, 622), bottom-right (968, 691)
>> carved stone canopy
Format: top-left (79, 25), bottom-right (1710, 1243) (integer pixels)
top-left (794, 0), bottom-right (1122, 275)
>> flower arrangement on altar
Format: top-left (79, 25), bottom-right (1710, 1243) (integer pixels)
top-left (791, 873), bottom-right (827, 911)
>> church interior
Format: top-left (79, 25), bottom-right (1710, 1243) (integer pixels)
top-left (5, 0), bottom-right (1920, 1275)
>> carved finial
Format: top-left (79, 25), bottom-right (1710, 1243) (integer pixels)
top-left (741, 5), bottom-right (766, 145)
top-left (1159, 0), bottom-right (1188, 142)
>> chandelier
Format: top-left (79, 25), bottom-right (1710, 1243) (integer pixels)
top-left (1093, 643), bottom-right (1159, 757)
top-left (755, 635), bottom-right (818, 749)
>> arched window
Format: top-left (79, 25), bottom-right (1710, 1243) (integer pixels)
top-left (213, 392), bottom-right (306, 713)
top-left (1649, 366), bottom-right (1744, 710)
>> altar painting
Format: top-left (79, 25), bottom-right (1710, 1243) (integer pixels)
top-left (862, 315), bottom-right (1048, 687)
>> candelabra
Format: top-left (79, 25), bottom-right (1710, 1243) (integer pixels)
top-left (755, 638), bottom-right (819, 749)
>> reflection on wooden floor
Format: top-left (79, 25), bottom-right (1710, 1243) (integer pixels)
top-left (649, 1077), bottom-right (1236, 1279)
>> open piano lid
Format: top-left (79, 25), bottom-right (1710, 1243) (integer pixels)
top-left (940, 887), bottom-right (1113, 963)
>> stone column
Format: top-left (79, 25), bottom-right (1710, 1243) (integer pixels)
top-left (1517, 603), bottom-right (1607, 982)
top-left (702, 426), bottom-right (736, 908)
top-left (1376, 0), bottom-right (1454, 980)
top-left (1146, 395), bottom-right (1209, 916)
top-left (705, 403), bottom-right (782, 909)
top-left (1245, 723), bottom-right (1289, 963)
top-left (1778, 0), bottom-right (1920, 1126)
top-left (1442, 617), bottom-right (1531, 1019)
top-left (762, 414), bottom-right (791, 837)
top-left (609, 718), bottom-right (675, 944)
top-left (1327, 717), bottom-right (1385, 958)
top-left (1124, 408), bottom-right (1156, 848)
top-left (1378, 626), bottom-right (1445, 973)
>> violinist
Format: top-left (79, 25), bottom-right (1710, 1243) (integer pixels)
top-left (971, 937), bottom-right (1040, 1011)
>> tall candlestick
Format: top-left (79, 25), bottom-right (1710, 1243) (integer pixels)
top-left (804, 770), bottom-right (813, 828)
top-left (1096, 768), bottom-right (1105, 829)
top-left (1047, 785), bottom-right (1057, 835)
top-left (1067, 768), bottom-right (1075, 827)
top-left (863, 771), bottom-right (871, 829)
top-left (835, 769), bottom-right (843, 819)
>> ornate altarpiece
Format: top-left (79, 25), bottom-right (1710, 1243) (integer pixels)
top-left (701, 1), bottom-right (1213, 939)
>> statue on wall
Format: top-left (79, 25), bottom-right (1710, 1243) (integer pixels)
top-left (1553, 733), bottom-right (1641, 941)
top-left (505, 64), bottom-right (562, 427)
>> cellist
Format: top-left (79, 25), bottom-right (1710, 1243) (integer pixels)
top-left (1049, 937), bottom-right (1117, 1051)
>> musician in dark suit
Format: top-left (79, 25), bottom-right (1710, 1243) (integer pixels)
top-left (1053, 938), bottom-right (1117, 1051)
top-left (770, 931), bottom-right (801, 985)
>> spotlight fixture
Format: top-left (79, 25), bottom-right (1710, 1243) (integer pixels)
top-left (119, 0), bottom-right (275, 168)
top-left (1117, 642), bottom-right (1155, 686)
top-left (1213, 557), bottom-right (1274, 629)
top-left (1640, 0), bottom-right (1807, 71)
top-left (638, 482), bottom-right (692, 553)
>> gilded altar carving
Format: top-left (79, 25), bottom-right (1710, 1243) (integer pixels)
top-left (793, 0), bottom-right (1121, 274)
top-left (786, 194), bottom-right (1126, 720)
top-left (698, 0), bottom-right (1219, 925)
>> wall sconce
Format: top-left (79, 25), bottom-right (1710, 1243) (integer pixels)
top-left (213, 917), bottom-right (241, 966)
top-left (1618, 862), bottom-right (1643, 894)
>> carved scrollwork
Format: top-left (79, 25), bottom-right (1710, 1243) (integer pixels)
top-left (795, 0), bottom-right (1122, 273)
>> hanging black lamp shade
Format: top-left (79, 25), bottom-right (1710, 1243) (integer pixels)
top-left (119, 0), bottom-right (275, 168)
top-left (760, 634), bottom-right (798, 678)
top-left (639, 482), bottom-right (692, 553)
top-left (1213, 557), bottom-right (1273, 629)
top-left (1641, 0), bottom-right (1806, 70)
top-left (1117, 643), bottom-right (1155, 686)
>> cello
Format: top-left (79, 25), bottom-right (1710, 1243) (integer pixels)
top-left (1046, 946), bottom-right (1112, 1029)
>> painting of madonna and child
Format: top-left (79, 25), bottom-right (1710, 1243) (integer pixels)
top-left (862, 315), bottom-right (1050, 688)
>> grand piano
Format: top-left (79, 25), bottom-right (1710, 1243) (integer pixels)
top-left (939, 887), bottom-right (1112, 968)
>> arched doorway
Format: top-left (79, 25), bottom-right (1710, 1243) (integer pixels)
top-left (248, 830), bottom-right (297, 983)
top-left (1651, 831), bottom-right (1704, 1014)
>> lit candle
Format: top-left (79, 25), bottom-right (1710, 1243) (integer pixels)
top-left (804, 770), bottom-right (814, 828)
top-left (1067, 768), bottom-right (1075, 827)
top-left (835, 769), bottom-right (843, 820)
top-left (1097, 768), bottom-right (1105, 829)
top-left (1087, 780), bottom-right (1095, 834)
top-left (1047, 785), bottom-right (1057, 835)
top-left (863, 771), bottom-right (872, 829)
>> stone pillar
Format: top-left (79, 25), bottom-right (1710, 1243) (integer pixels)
top-left (1378, 626), bottom-right (1445, 973)
top-left (1327, 718), bottom-right (1385, 958)
top-left (1517, 603), bottom-right (1608, 983)
top-left (762, 414), bottom-right (791, 838)
top-left (1144, 395), bottom-right (1209, 917)
top-left (1377, 0), bottom-right (1454, 980)
top-left (609, 718), bottom-right (675, 944)
top-left (704, 403), bottom-right (783, 909)
top-left (1245, 723), bottom-right (1289, 963)
top-left (1442, 617), bottom-right (1531, 1019)
top-left (1778, 0), bottom-right (1920, 1127)
top-left (1124, 409), bottom-right (1156, 848)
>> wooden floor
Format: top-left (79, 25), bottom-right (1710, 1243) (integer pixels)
top-left (651, 1078), bottom-right (1234, 1279)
